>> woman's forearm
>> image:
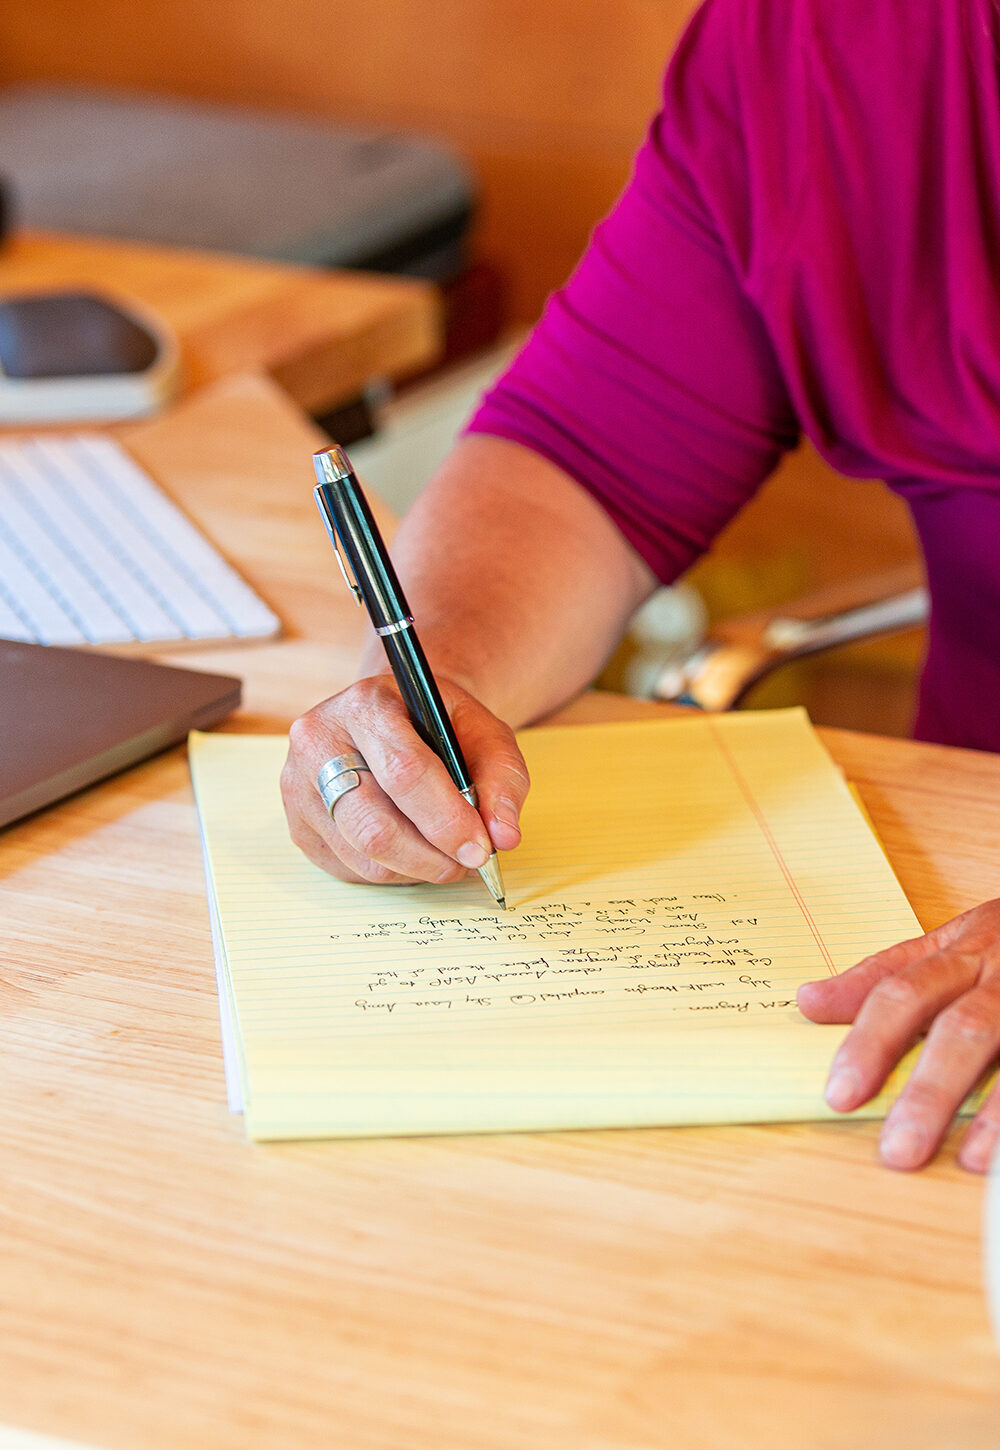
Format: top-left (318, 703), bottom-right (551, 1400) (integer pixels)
top-left (359, 433), bottom-right (657, 725)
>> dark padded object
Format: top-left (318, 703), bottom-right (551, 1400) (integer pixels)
top-left (0, 292), bottom-right (160, 379)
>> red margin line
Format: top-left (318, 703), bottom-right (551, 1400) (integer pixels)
top-left (706, 719), bottom-right (837, 977)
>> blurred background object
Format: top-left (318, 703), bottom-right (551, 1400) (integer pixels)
top-left (0, 0), bottom-right (689, 320)
top-left (0, 0), bottom-right (927, 734)
top-left (0, 288), bottom-right (179, 419)
top-left (0, 172), bottom-right (11, 243)
top-left (0, 85), bottom-right (476, 282)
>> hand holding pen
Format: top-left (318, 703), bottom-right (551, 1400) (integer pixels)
top-left (279, 444), bottom-right (528, 901)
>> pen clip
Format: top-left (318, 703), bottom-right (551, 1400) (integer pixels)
top-left (314, 486), bottom-right (363, 606)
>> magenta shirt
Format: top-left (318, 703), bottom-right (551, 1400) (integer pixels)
top-left (469, 0), bottom-right (1000, 752)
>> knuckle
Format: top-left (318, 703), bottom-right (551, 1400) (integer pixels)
top-left (896, 1078), bottom-right (948, 1116)
top-left (353, 676), bottom-right (404, 730)
top-left (862, 937), bottom-right (917, 969)
top-left (425, 799), bottom-right (473, 845)
top-left (278, 760), bottom-right (295, 803)
top-left (871, 972), bottom-right (924, 1013)
top-left (435, 860), bottom-right (468, 884)
top-left (975, 1101), bottom-right (1000, 1132)
top-left (935, 1000), bottom-right (998, 1046)
top-left (357, 859), bottom-right (407, 887)
top-left (287, 821), bottom-right (315, 853)
top-left (377, 741), bottom-right (430, 798)
top-left (321, 857), bottom-right (361, 884)
top-left (349, 804), bottom-right (402, 864)
top-left (279, 756), bottom-right (304, 803)
top-left (353, 673), bottom-right (394, 706)
top-left (934, 907), bottom-right (984, 949)
top-left (287, 709), bottom-right (327, 759)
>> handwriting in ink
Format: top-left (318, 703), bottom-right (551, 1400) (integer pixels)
top-left (338, 891), bottom-right (804, 1022)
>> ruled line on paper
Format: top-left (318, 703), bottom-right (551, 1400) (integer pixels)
top-left (706, 715), bottom-right (838, 976)
top-left (188, 708), bottom-right (924, 1138)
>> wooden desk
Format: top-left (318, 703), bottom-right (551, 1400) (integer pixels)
top-left (2, 376), bottom-right (1000, 1449)
top-left (0, 230), bottom-right (441, 413)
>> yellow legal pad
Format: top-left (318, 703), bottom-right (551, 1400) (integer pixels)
top-left (189, 709), bottom-right (924, 1141)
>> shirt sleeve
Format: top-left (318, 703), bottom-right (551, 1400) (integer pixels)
top-left (466, 0), bottom-right (800, 585)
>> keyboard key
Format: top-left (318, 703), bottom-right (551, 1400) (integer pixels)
top-left (0, 434), bottom-right (281, 649)
top-left (0, 577), bottom-right (43, 642)
top-left (0, 473), bottom-right (106, 644)
top-left (75, 437), bottom-right (281, 638)
top-left (11, 445), bottom-right (185, 643)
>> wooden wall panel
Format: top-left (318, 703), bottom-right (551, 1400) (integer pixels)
top-left (0, 0), bottom-right (927, 734)
top-left (0, 0), bottom-right (698, 320)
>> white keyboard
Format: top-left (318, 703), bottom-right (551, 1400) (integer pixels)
top-left (0, 434), bottom-right (281, 648)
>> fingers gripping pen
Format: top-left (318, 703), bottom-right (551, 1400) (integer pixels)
top-left (313, 444), bottom-right (507, 909)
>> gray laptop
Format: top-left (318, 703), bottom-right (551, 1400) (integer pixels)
top-left (1, 638), bottom-right (240, 828)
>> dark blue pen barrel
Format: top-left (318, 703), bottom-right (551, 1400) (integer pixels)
top-left (384, 628), bottom-right (472, 790)
top-left (320, 475), bottom-right (409, 631)
top-left (316, 471), bottom-right (473, 792)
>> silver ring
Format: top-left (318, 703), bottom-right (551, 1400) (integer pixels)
top-left (316, 751), bottom-right (371, 817)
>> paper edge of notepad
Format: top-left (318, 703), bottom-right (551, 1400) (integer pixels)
top-left (240, 1043), bottom-right (922, 1142)
top-left (188, 713), bottom-right (928, 1140)
top-left (190, 730), bottom-right (246, 1113)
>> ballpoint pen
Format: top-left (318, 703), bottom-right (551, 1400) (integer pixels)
top-left (313, 443), bottom-right (507, 910)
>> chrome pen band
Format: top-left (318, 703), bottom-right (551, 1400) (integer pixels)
top-left (375, 616), bottom-right (414, 637)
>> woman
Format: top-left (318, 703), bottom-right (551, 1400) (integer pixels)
top-left (281, 0), bottom-right (1000, 1172)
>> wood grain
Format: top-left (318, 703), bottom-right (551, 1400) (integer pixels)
top-left (1, 374), bottom-right (999, 1449)
top-left (0, 230), bottom-right (441, 412)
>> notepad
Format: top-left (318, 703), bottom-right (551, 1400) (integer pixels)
top-left (189, 708), bottom-right (927, 1140)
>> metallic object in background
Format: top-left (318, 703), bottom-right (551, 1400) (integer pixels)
top-left (638, 563), bottom-right (928, 711)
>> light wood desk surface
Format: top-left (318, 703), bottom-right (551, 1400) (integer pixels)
top-left (0, 230), bottom-right (441, 413)
top-left (2, 375), bottom-right (1000, 1450)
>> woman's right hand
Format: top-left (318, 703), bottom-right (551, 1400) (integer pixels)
top-left (280, 673), bottom-right (530, 886)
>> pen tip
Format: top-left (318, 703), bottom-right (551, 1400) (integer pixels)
top-left (477, 854), bottom-right (507, 911)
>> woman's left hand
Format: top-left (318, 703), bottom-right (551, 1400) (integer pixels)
top-left (797, 899), bottom-right (1000, 1171)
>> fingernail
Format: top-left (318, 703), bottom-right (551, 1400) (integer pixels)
top-left (493, 797), bottom-right (520, 830)
top-left (456, 840), bottom-right (489, 869)
top-left (959, 1121), bottom-right (999, 1174)
top-left (825, 1065), bottom-right (862, 1111)
top-left (880, 1119), bottom-right (928, 1170)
